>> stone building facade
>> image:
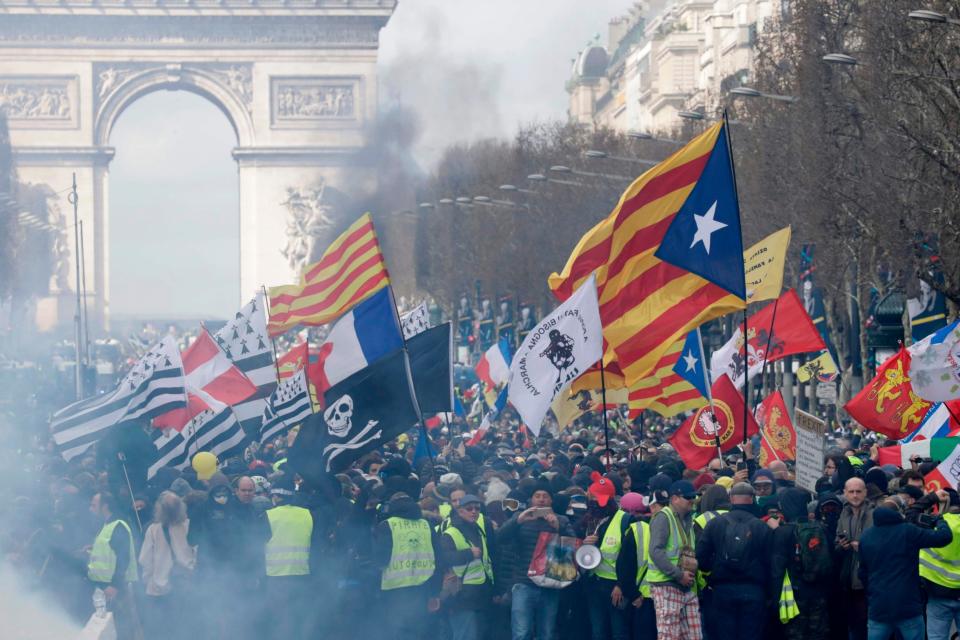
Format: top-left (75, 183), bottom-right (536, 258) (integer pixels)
top-left (567, 0), bottom-right (784, 133)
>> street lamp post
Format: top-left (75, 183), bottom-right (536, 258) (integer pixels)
top-left (549, 165), bottom-right (633, 181)
top-left (583, 150), bottom-right (659, 166)
top-left (908, 9), bottom-right (960, 25)
top-left (729, 86), bottom-right (797, 103)
top-left (823, 53), bottom-right (858, 66)
top-left (626, 131), bottom-right (684, 146)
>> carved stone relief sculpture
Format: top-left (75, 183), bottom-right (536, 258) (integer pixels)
top-left (0, 78), bottom-right (72, 120)
top-left (271, 77), bottom-right (360, 126)
top-left (281, 181), bottom-right (337, 275)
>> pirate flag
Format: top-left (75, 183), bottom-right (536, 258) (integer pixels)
top-left (288, 348), bottom-right (418, 481)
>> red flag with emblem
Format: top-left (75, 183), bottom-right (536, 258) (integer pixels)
top-left (669, 374), bottom-right (760, 469)
top-left (844, 348), bottom-right (933, 440)
top-left (758, 390), bottom-right (796, 464)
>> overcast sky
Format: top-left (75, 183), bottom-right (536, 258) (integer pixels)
top-left (108, 1), bottom-right (633, 320)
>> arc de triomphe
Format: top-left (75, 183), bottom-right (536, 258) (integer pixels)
top-left (0, 0), bottom-right (396, 330)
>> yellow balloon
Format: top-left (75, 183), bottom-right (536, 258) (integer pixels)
top-left (192, 451), bottom-right (218, 481)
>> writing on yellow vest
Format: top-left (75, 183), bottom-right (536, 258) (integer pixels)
top-left (594, 510), bottom-right (627, 581)
top-left (88, 520), bottom-right (138, 584)
top-left (444, 525), bottom-right (493, 585)
top-left (629, 520), bottom-right (652, 597)
top-left (646, 507), bottom-right (695, 585)
top-left (265, 505), bottom-right (313, 577)
top-left (382, 517), bottom-right (436, 590)
top-left (920, 512), bottom-right (960, 589)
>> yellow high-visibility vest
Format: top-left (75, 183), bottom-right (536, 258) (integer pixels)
top-left (444, 525), bottom-right (492, 585)
top-left (919, 512), bottom-right (960, 589)
top-left (693, 509), bottom-right (728, 532)
top-left (381, 517), bottom-right (436, 590)
top-left (779, 573), bottom-right (800, 623)
top-left (265, 505), bottom-right (313, 577)
top-left (88, 520), bottom-right (138, 584)
top-left (646, 507), bottom-right (694, 584)
top-left (594, 511), bottom-right (627, 581)
top-left (629, 520), bottom-right (652, 598)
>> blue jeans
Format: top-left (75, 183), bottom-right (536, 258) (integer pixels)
top-left (512, 582), bottom-right (560, 640)
top-left (449, 609), bottom-right (482, 640)
top-left (926, 598), bottom-right (960, 640)
top-left (865, 616), bottom-right (924, 640)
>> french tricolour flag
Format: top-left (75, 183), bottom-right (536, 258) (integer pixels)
top-left (902, 403), bottom-right (951, 442)
top-left (476, 339), bottom-right (512, 408)
top-left (314, 287), bottom-right (404, 394)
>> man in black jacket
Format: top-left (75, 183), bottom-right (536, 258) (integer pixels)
top-left (858, 496), bottom-right (953, 640)
top-left (498, 488), bottom-right (575, 640)
top-left (770, 487), bottom-right (831, 640)
top-left (696, 481), bottom-right (772, 640)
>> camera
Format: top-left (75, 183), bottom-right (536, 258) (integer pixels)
top-left (911, 512), bottom-right (940, 529)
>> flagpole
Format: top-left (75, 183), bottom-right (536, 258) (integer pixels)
top-left (695, 327), bottom-right (724, 467)
top-left (599, 357), bottom-right (612, 470)
top-left (723, 108), bottom-right (750, 445)
top-left (754, 296), bottom-right (781, 408)
top-left (68, 173), bottom-right (84, 400)
top-left (387, 286), bottom-right (437, 482)
top-left (261, 285), bottom-right (283, 383)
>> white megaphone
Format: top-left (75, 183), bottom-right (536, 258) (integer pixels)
top-left (575, 544), bottom-right (601, 570)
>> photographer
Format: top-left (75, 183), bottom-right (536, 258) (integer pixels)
top-left (858, 493), bottom-right (953, 640)
top-left (919, 489), bottom-right (960, 640)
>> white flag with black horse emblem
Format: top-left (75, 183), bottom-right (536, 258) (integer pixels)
top-left (508, 275), bottom-right (603, 436)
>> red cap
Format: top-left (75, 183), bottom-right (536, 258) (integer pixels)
top-left (588, 471), bottom-right (616, 507)
top-left (693, 473), bottom-right (715, 491)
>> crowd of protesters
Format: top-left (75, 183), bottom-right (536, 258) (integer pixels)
top-left (2, 375), bottom-right (960, 640)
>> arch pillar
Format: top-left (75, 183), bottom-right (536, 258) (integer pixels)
top-left (0, 3), bottom-right (396, 333)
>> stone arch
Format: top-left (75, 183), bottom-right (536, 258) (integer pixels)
top-left (94, 64), bottom-right (255, 148)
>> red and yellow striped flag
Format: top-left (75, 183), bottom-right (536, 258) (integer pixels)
top-left (267, 213), bottom-right (390, 336)
top-left (548, 122), bottom-right (747, 385)
top-left (627, 339), bottom-right (707, 419)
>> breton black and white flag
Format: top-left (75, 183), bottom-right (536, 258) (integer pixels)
top-left (52, 336), bottom-right (186, 461)
top-left (408, 322), bottom-right (453, 414)
top-left (400, 302), bottom-right (430, 339)
top-left (289, 348), bottom-right (418, 480)
top-left (149, 406), bottom-right (245, 479)
top-left (259, 368), bottom-right (313, 444)
top-left (214, 292), bottom-right (277, 434)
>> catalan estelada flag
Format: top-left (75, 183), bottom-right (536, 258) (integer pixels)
top-left (548, 122), bottom-right (747, 385)
top-left (627, 338), bottom-right (707, 419)
top-left (267, 213), bottom-right (390, 336)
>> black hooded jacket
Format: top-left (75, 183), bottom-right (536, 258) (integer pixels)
top-left (858, 507), bottom-right (952, 623)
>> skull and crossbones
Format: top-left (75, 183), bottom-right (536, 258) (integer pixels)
top-left (322, 394), bottom-right (381, 471)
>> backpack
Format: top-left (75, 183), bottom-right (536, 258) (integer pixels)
top-left (794, 521), bottom-right (833, 583)
top-left (719, 516), bottom-right (753, 569)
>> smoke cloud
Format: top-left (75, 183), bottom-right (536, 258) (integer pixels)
top-left (379, 7), bottom-right (504, 166)
top-left (0, 565), bottom-right (81, 640)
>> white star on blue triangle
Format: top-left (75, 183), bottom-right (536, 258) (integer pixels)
top-left (673, 328), bottom-right (711, 400)
top-left (654, 124), bottom-right (746, 299)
